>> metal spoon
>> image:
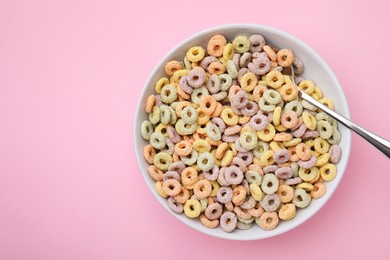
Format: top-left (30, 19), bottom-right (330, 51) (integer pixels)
top-left (284, 66), bottom-right (390, 158)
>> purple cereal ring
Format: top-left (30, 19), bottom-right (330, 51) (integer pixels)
top-left (163, 171), bottom-right (181, 182)
top-left (249, 114), bottom-right (269, 131)
top-left (275, 167), bottom-right (294, 179)
top-left (301, 130), bottom-right (320, 141)
top-left (204, 165), bottom-right (219, 181)
top-left (224, 125), bottom-right (241, 136)
top-left (293, 57), bottom-right (304, 75)
top-left (263, 165), bottom-right (278, 174)
top-left (260, 194), bottom-right (281, 212)
top-left (207, 74), bottom-right (221, 94)
top-left (238, 68), bottom-right (249, 82)
top-left (205, 203), bottom-right (223, 220)
top-left (230, 157), bottom-right (248, 173)
top-left (234, 138), bottom-right (250, 153)
top-left (249, 34), bottom-right (265, 53)
top-left (167, 126), bottom-right (181, 143)
top-left (211, 118), bottom-right (226, 133)
top-left (285, 177), bottom-right (303, 185)
top-left (217, 186), bottom-right (233, 203)
top-left (293, 123), bottom-right (307, 138)
top-left (241, 101), bottom-right (259, 117)
top-left (242, 179), bottom-right (250, 196)
top-left (329, 144), bottom-right (342, 164)
top-left (179, 76), bottom-right (194, 94)
top-left (168, 197), bottom-right (183, 214)
top-left (220, 211), bottom-right (237, 232)
top-left (237, 152), bottom-right (253, 166)
top-left (218, 167), bottom-right (230, 186)
top-left (248, 53), bottom-right (270, 75)
top-left (200, 56), bottom-right (219, 70)
top-left (155, 94), bottom-right (163, 106)
top-left (187, 67), bottom-right (206, 89)
top-left (232, 90), bottom-right (249, 109)
top-left (294, 76), bottom-right (304, 85)
top-left (213, 91), bottom-right (227, 101)
top-left (222, 134), bottom-right (239, 143)
top-left (231, 105), bottom-right (243, 116)
top-left (224, 166), bottom-right (244, 185)
top-left (298, 155), bottom-right (317, 169)
top-left (273, 149), bottom-right (291, 163)
top-left (168, 161), bottom-right (185, 173)
top-left (233, 53), bottom-right (240, 70)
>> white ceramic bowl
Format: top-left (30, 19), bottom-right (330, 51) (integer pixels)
top-left (134, 24), bottom-right (351, 240)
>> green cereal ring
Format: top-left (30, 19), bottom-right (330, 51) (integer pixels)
top-left (206, 123), bottom-right (222, 141)
top-left (315, 112), bottom-right (333, 124)
top-left (328, 126), bottom-right (341, 144)
top-left (261, 174), bottom-right (279, 195)
top-left (332, 120), bottom-right (338, 128)
top-left (160, 84), bottom-right (177, 104)
top-left (191, 86), bottom-right (209, 104)
top-left (232, 36), bottom-right (250, 54)
top-left (239, 131), bottom-right (258, 150)
top-left (284, 100), bottom-right (303, 116)
top-left (168, 106), bottom-right (177, 124)
top-left (301, 99), bottom-right (317, 111)
top-left (316, 120), bottom-right (333, 139)
top-left (181, 106), bottom-right (197, 124)
top-left (253, 141), bottom-right (270, 158)
top-left (291, 162), bottom-right (299, 177)
top-left (149, 106), bottom-right (160, 125)
top-left (245, 170), bottom-right (262, 185)
top-left (258, 97), bottom-right (276, 112)
top-left (160, 105), bottom-right (171, 124)
top-left (263, 89), bottom-right (282, 105)
top-left (170, 101), bottom-right (179, 111)
top-left (197, 152), bottom-right (215, 171)
top-left (154, 152), bottom-right (173, 171)
top-left (181, 149), bottom-right (198, 166)
top-left (293, 188), bottom-right (311, 208)
top-left (226, 60), bottom-right (238, 79)
top-left (175, 119), bottom-right (196, 135)
top-left (150, 132), bottom-right (167, 150)
top-left (219, 73), bottom-right (233, 91)
top-left (141, 120), bottom-right (154, 140)
top-left (183, 56), bottom-right (192, 70)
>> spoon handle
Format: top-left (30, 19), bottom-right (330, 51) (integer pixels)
top-left (300, 91), bottom-right (390, 159)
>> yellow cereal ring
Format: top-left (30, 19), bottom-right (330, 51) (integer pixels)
top-left (299, 80), bottom-right (315, 95)
top-left (223, 43), bottom-right (235, 61)
top-left (250, 183), bottom-right (264, 201)
top-left (257, 124), bottom-right (276, 142)
top-left (216, 142), bottom-right (229, 160)
top-left (313, 86), bottom-right (323, 99)
top-left (193, 139), bottom-right (211, 153)
top-left (320, 163), bottom-right (337, 181)
top-left (209, 180), bottom-right (220, 197)
top-left (232, 36), bottom-right (250, 53)
top-left (298, 167), bottom-right (320, 182)
top-left (319, 98), bottom-right (335, 110)
top-left (283, 137), bottom-right (302, 147)
top-left (296, 182), bottom-right (314, 192)
top-left (229, 143), bottom-right (238, 156)
top-left (316, 153), bottom-right (330, 167)
top-left (184, 199), bottom-right (202, 218)
top-left (302, 111), bottom-right (317, 130)
top-left (265, 70), bottom-right (284, 89)
top-left (155, 77), bottom-right (170, 94)
top-left (221, 150), bottom-right (234, 167)
top-left (269, 141), bottom-right (285, 151)
top-left (274, 124), bottom-right (288, 132)
top-left (170, 69), bottom-right (189, 84)
top-left (220, 107), bottom-right (239, 126)
top-left (260, 150), bottom-right (274, 167)
top-left (278, 203), bottom-right (296, 220)
top-left (155, 181), bottom-right (168, 198)
top-left (186, 46), bottom-right (205, 62)
top-left (273, 106), bottom-right (282, 126)
top-left (314, 137), bottom-right (330, 154)
top-left (197, 108), bottom-right (211, 125)
top-left (239, 116), bottom-right (251, 125)
top-left (208, 62), bottom-right (226, 75)
top-left (240, 72), bottom-right (258, 92)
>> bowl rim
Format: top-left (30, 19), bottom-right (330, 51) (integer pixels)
top-left (134, 23), bottom-right (352, 240)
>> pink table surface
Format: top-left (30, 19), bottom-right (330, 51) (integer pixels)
top-left (1, 0), bottom-right (390, 259)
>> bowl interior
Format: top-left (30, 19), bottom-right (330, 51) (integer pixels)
top-left (134, 24), bottom-right (351, 240)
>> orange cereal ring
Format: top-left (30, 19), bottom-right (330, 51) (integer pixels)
top-left (253, 84), bottom-right (268, 102)
top-left (276, 49), bottom-right (294, 67)
top-left (257, 212), bottom-right (279, 230)
top-left (232, 185), bottom-right (246, 206)
top-left (145, 95), bottom-right (156, 113)
top-left (199, 95), bottom-right (217, 115)
top-left (200, 214), bottom-right (219, 228)
top-left (162, 179), bottom-right (182, 197)
top-left (143, 144), bottom-right (155, 164)
top-left (211, 102), bottom-right (223, 118)
top-left (295, 143), bottom-right (312, 161)
top-left (228, 85), bottom-right (242, 100)
top-left (147, 165), bottom-right (163, 182)
top-left (279, 83), bottom-right (298, 101)
top-left (176, 83), bottom-right (190, 100)
top-left (225, 201), bottom-right (234, 211)
top-left (216, 143), bottom-right (229, 160)
top-left (234, 206), bottom-right (252, 220)
top-left (165, 60), bottom-right (182, 76)
top-left (273, 133), bottom-right (293, 142)
top-left (207, 34), bottom-right (227, 57)
top-left (207, 62), bottom-right (226, 75)
top-left (181, 167), bottom-right (198, 186)
top-left (288, 146), bottom-right (300, 162)
top-left (263, 45), bottom-right (277, 61)
top-left (311, 182), bottom-right (327, 199)
top-left (205, 137), bottom-right (222, 147)
top-left (194, 179), bottom-right (212, 199)
top-left (175, 101), bottom-right (192, 117)
top-left (281, 110), bottom-right (299, 129)
top-left (277, 184), bottom-right (294, 203)
top-left (174, 140), bottom-right (192, 156)
top-left (173, 186), bottom-right (190, 204)
top-left (247, 202), bottom-right (264, 218)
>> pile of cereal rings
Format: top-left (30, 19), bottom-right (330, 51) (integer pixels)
top-left (141, 33), bottom-right (342, 232)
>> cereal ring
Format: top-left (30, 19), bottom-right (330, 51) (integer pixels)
top-left (193, 139), bottom-right (211, 153)
top-left (261, 173), bottom-right (279, 195)
top-left (180, 106), bottom-right (197, 124)
top-left (265, 70), bottom-right (284, 89)
top-left (174, 140), bottom-right (192, 156)
top-left (263, 45), bottom-right (277, 61)
top-left (153, 152), bottom-right (173, 171)
top-left (293, 188), bottom-right (311, 208)
top-left (329, 144), bottom-right (341, 164)
top-left (302, 130), bottom-right (320, 141)
top-left (217, 186), bottom-right (233, 203)
top-left (145, 95), bottom-right (156, 113)
top-left (211, 118), bottom-right (226, 134)
top-left (181, 149), bottom-right (198, 166)
top-left (175, 119), bottom-right (196, 136)
top-left (220, 211), bottom-right (237, 232)
top-left (293, 123), bottom-right (307, 138)
top-left (320, 163), bottom-right (337, 181)
top-left (207, 34), bottom-right (227, 57)
top-left (160, 84), bottom-right (177, 104)
top-left (232, 90), bottom-right (249, 109)
top-left (281, 110), bottom-right (299, 129)
top-left (316, 120), bottom-right (333, 139)
top-left (148, 106), bottom-right (160, 125)
top-left (239, 131), bottom-right (258, 150)
top-left (232, 36), bottom-right (250, 53)
top-left (204, 165), bottom-right (219, 181)
top-left (187, 67), bottom-right (206, 89)
top-left (278, 203), bottom-right (296, 220)
top-left (245, 170), bottom-right (262, 186)
top-left (181, 167), bottom-right (198, 186)
top-left (237, 220), bottom-right (253, 230)
top-left (302, 111), bottom-right (317, 130)
top-left (296, 182), bottom-right (314, 192)
top-left (298, 166), bottom-right (320, 182)
top-left (167, 197), bottom-right (184, 214)
top-left (226, 59), bottom-right (238, 79)
top-left (191, 86), bottom-right (209, 104)
top-left (263, 89), bottom-right (282, 105)
top-left (234, 206), bottom-right (252, 220)
top-left (241, 101), bottom-right (259, 117)
top-left (141, 120), bottom-right (154, 140)
top-left (293, 57), bottom-right (304, 74)
top-left (285, 100), bottom-right (303, 116)
top-left (205, 202), bottom-right (223, 220)
top-left (298, 155), bottom-right (318, 169)
top-left (186, 46), bottom-right (205, 62)
top-left (147, 165), bottom-right (163, 182)
top-left (207, 74), bottom-right (221, 94)
top-left (239, 52), bottom-right (252, 68)
top-left (194, 179), bottom-right (212, 199)
top-left (184, 199), bottom-right (202, 218)
top-left (277, 185), bottom-right (294, 203)
top-left (237, 151), bottom-right (253, 166)
top-left (319, 97), bottom-right (335, 110)
top-left (248, 53), bottom-right (271, 75)
top-left (221, 150), bottom-right (234, 167)
top-left (221, 107), bottom-right (239, 126)
top-left (199, 214), bottom-right (219, 228)
top-left (165, 60), bottom-right (182, 76)
top-left (256, 212), bottom-right (279, 230)
top-left (273, 149), bottom-right (290, 163)
top-left (240, 72), bottom-right (258, 92)
top-left (328, 127), bottom-right (341, 145)
top-left (280, 83), bottom-right (298, 101)
top-left (249, 34), bottom-right (265, 52)
top-left (224, 166), bottom-right (244, 185)
top-left (260, 194), bottom-right (281, 212)
top-left (310, 182), bottom-right (327, 199)
top-left (162, 179), bottom-right (182, 196)
top-left (314, 137), bottom-right (330, 154)
top-left (295, 143), bottom-right (312, 160)
top-left (257, 124), bottom-right (276, 142)
top-left (155, 181), bottom-right (168, 198)
top-left (199, 95), bottom-right (217, 115)
top-left (173, 186), bottom-right (190, 204)
top-left (208, 61), bottom-right (226, 75)
top-left (276, 49), bottom-right (294, 67)
top-left (275, 167), bottom-right (294, 180)
top-left (163, 171), bottom-right (180, 182)
top-left (197, 152), bottom-right (215, 172)
top-left (232, 185), bottom-right (246, 205)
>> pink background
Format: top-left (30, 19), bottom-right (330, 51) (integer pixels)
top-left (1, 0), bottom-right (390, 259)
